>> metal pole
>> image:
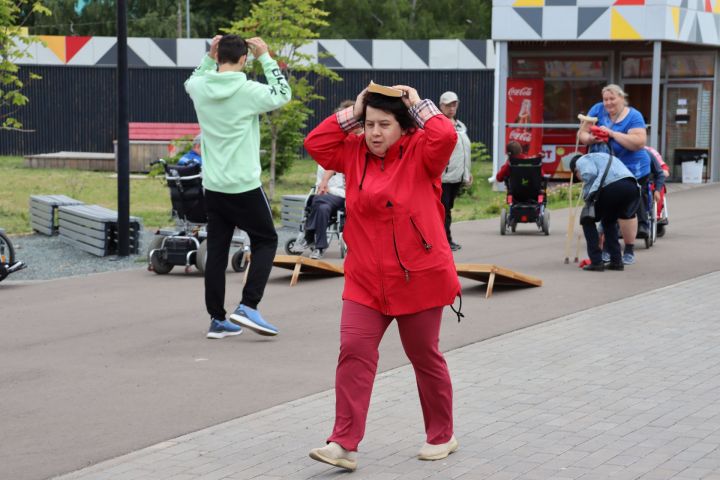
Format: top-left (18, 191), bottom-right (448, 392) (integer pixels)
top-left (649, 41), bottom-right (662, 150)
top-left (117, 0), bottom-right (130, 256)
top-left (185, 0), bottom-right (190, 38)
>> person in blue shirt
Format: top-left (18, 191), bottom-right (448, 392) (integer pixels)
top-left (177, 134), bottom-right (202, 166)
top-left (578, 84), bottom-right (648, 265)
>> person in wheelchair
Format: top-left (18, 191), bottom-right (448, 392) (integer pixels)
top-left (177, 133), bottom-right (203, 167)
top-left (300, 165), bottom-right (346, 259)
top-left (496, 141), bottom-right (551, 234)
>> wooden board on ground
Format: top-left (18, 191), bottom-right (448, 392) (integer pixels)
top-left (455, 263), bottom-right (542, 298)
top-left (273, 254), bottom-right (344, 286)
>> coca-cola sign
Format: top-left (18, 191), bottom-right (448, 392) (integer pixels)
top-left (508, 129), bottom-right (533, 142)
top-left (508, 86), bottom-right (533, 98)
top-left (505, 78), bottom-right (544, 155)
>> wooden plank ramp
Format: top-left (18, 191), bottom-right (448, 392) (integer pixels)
top-left (272, 254), bottom-right (344, 286)
top-left (455, 263), bottom-right (542, 299)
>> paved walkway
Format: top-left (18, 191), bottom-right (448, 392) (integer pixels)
top-left (55, 271), bottom-right (720, 480)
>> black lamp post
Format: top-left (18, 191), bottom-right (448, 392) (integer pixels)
top-left (117, 0), bottom-right (130, 256)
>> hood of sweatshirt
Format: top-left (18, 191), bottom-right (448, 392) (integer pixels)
top-left (195, 71), bottom-right (248, 100)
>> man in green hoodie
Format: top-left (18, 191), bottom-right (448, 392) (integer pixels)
top-left (185, 34), bottom-right (291, 340)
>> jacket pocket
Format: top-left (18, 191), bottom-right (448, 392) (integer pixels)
top-left (391, 213), bottom-right (441, 274)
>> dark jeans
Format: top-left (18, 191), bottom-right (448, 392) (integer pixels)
top-left (204, 188), bottom-right (278, 319)
top-left (583, 178), bottom-right (639, 265)
top-left (304, 193), bottom-right (344, 250)
top-left (441, 182), bottom-right (462, 243)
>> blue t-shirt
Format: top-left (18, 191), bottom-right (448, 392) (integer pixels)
top-left (177, 149), bottom-right (202, 166)
top-left (587, 102), bottom-right (649, 178)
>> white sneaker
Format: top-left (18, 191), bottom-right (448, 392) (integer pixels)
top-left (417, 435), bottom-right (458, 461)
top-left (309, 442), bottom-right (357, 471)
top-left (310, 248), bottom-right (324, 260)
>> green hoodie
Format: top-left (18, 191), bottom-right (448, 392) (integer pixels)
top-left (184, 53), bottom-right (291, 194)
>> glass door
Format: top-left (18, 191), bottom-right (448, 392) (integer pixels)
top-left (662, 84), bottom-right (704, 179)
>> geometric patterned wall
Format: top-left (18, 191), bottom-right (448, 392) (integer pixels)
top-left (493, 0), bottom-right (720, 45)
top-left (15, 37), bottom-right (496, 70)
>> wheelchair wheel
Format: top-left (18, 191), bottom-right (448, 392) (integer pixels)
top-left (500, 209), bottom-right (507, 236)
top-left (231, 248), bottom-right (248, 273)
top-left (148, 235), bottom-right (173, 274)
top-left (542, 210), bottom-right (550, 236)
top-left (339, 235), bottom-right (347, 259)
top-left (195, 240), bottom-right (208, 274)
top-left (0, 230), bottom-right (16, 265)
top-left (285, 238), bottom-right (299, 255)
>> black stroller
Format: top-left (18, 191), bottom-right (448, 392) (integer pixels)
top-left (500, 154), bottom-right (550, 235)
top-left (147, 160), bottom-right (249, 274)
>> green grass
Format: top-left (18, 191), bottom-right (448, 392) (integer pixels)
top-left (0, 155), bottom-right (580, 235)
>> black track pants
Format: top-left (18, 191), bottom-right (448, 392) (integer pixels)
top-left (204, 188), bottom-right (278, 319)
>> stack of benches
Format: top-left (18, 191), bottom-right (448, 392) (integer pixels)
top-left (280, 194), bottom-right (308, 230)
top-left (29, 195), bottom-right (85, 235)
top-left (58, 204), bottom-right (143, 257)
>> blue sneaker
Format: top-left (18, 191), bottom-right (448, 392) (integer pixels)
top-left (601, 251), bottom-right (610, 263)
top-left (206, 318), bottom-right (243, 339)
top-left (622, 252), bottom-right (636, 265)
top-left (229, 304), bottom-right (279, 336)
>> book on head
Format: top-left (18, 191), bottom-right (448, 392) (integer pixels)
top-left (367, 81), bottom-right (404, 98)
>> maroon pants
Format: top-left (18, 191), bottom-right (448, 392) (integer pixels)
top-left (328, 300), bottom-right (454, 451)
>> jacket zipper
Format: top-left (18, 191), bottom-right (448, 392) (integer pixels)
top-left (389, 215), bottom-right (410, 282)
top-left (409, 217), bottom-right (432, 251)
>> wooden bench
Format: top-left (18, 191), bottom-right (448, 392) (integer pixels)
top-left (280, 194), bottom-right (308, 229)
top-left (29, 195), bottom-right (85, 235)
top-left (114, 122), bottom-right (200, 173)
top-left (58, 204), bottom-right (143, 257)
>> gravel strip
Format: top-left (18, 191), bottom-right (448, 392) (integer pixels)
top-left (5, 228), bottom-right (297, 282)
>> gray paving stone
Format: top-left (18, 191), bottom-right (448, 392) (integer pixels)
top-left (53, 272), bottom-right (720, 480)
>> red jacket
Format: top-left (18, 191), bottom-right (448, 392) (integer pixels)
top-left (304, 102), bottom-right (461, 316)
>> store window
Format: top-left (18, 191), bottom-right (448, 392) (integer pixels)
top-left (666, 53), bottom-right (715, 78)
top-left (510, 56), bottom-right (609, 124)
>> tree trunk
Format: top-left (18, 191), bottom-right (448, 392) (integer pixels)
top-left (269, 127), bottom-right (278, 200)
top-left (177, 1), bottom-right (182, 38)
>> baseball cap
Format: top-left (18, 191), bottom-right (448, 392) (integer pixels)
top-left (439, 91), bottom-right (459, 105)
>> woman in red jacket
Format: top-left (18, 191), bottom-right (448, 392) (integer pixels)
top-left (305, 84), bottom-right (462, 471)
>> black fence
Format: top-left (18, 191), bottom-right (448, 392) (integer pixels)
top-left (2, 66), bottom-right (494, 156)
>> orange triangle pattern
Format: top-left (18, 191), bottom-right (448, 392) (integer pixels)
top-left (40, 35), bottom-right (66, 63)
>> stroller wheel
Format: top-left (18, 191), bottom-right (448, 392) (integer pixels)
top-left (542, 211), bottom-right (550, 236)
top-left (656, 224), bottom-right (665, 238)
top-left (195, 240), bottom-right (208, 273)
top-left (500, 209), bottom-right (507, 236)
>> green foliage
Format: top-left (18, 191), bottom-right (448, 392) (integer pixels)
top-left (318, 0), bottom-right (492, 39)
top-left (0, 0), bottom-right (49, 131)
top-left (225, 0), bottom-right (340, 199)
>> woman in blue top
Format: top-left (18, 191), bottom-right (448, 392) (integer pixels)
top-left (578, 84), bottom-right (648, 265)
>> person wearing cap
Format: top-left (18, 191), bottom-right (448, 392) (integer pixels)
top-left (177, 133), bottom-right (203, 166)
top-left (438, 91), bottom-right (472, 251)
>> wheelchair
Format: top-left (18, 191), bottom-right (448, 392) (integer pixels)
top-left (500, 154), bottom-right (550, 235)
top-left (0, 228), bottom-right (26, 282)
top-left (639, 178), bottom-right (658, 249)
top-left (284, 188), bottom-right (346, 258)
top-left (147, 159), bottom-right (249, 275)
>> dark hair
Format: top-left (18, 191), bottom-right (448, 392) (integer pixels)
top-left (506, 141), bottom-right (522, 156)
top-left (217, 35), bottom-right (248, 64)
top-left (362, 92), bottom-right (416, 131)
top-left (568, 154), bottom-right (582, 174)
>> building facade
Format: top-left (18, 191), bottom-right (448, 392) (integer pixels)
top-left (493, 0), bottom-right (720, 182)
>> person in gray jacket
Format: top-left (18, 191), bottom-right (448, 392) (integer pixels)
top-left (439, 91), bottom-right (473, 251)
top-left (569, 152), bottom-right (640, 272)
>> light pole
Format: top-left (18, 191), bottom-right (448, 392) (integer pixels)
top-left (117, 0), bottom-right (130, 256)
top-left (185, 0), bottom-right (190, 38)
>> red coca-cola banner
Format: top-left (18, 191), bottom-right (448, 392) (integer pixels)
top-left (505, 78), bottom-right (544, 155)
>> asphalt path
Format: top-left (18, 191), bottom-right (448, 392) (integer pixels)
top-left (1, 182), bottom-right (718, 480)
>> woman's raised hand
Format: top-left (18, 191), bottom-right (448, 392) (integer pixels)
top-left (392, 85), bottom-right (421, 108)
top-left (353, 88), bottom-right (368, 120)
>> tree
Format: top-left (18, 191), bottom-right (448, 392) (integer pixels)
top-left (0, 0), bottom-right (50, 131)
top-left (226, 0), bottom-right (340, 199)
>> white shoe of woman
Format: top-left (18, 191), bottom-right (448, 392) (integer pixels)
top-left (417, 435), bottom-right (459, 460)
top-left (309, 442), bottom-right (357, 471)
